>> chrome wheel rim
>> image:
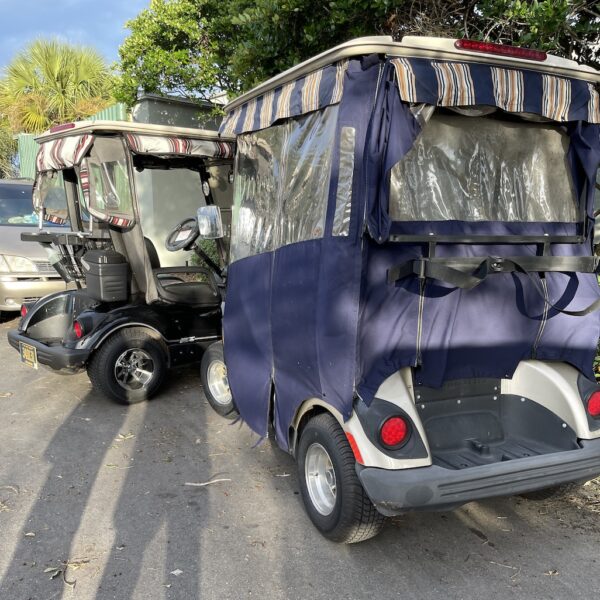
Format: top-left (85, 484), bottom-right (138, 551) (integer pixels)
top-left (305, 443), bottom-right (337, 516)
top-left (207, 360), bottom-right (232, 406)
top-left (114, 348), bottom-right (154, 391)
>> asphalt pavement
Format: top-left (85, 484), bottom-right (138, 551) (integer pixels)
top-left (1, 314), bottom-right (600, 600)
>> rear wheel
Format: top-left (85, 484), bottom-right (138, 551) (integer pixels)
top-left (201, 341), bottom-right (238, 418)
top-left (296, 412), bottom-right (385, 543)
top-left (87, 327), bottom-right (167, 404)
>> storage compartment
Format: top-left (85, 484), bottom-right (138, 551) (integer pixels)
top-left (81, 249), bottom-right (129, 302)
top-left (416, 379), bottom-right (580, 469)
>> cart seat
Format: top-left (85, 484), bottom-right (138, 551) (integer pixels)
top-left (159, 280), bottom-right (221, 307)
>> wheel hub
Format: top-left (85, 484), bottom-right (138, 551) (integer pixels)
top-left (114, 348), bottom-right (155, 391)
top-left (206, 360), bottom-right (232, 406)
top-left (305, 442), bottom-right (337, 516)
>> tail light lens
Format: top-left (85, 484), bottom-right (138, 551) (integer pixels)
top-left (49, 123), bottom-right (76, 133)
top-left (73, 320), bottom-right (84, 339)
top-left (454, 39), bottom-right (547, 62)
top-left (380, 416), bottom-right (409, 448)
top-left (588, 391), bottom-right (600, 418)
top-left (20, 304), bottom-right (28, 318)
top-left (345, 432), bottom-right (364, 465)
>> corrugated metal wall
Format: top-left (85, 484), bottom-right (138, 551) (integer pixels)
top-left (17, 103), bottom-right (128, 178)
top-left (16, 134), bottom-right (39, 179)
top-left (91, 103), bottom-right (128, 122)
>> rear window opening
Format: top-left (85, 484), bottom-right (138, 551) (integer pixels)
top-left (390, 110), bottom-right (578, 223)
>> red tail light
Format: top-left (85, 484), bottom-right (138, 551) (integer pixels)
top-left (588, 391), bottom-right (600, 418)
top-left (50, 123), bottom-right (76, 133)
top-left (73, 320), bottom-right (84, 339)
top-left (455, 39), bottom-right (547, 62)
top-left (380, 416), bottom-right (409, 448)
top-left (20, 304), bottom-right (28, 318)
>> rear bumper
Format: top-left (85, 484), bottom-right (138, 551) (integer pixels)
top-left (0, 278), bottom-right (68, 311)
top-left (7, 329), bottom-right (90, 371)
top-left (358, 438), bottom-right (600, 516)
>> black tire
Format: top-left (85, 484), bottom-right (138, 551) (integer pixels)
top-left (200, 341), bottom-right (238, 419)
top-left (520, 482), bottom-right (584, 501)
top-left (87, 327), bottom-right (167, 404)
top-left (297, 412), bottom-right (385, 543)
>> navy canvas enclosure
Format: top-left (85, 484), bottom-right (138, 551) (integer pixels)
top-left (220, 43), bottom-right (600, 442)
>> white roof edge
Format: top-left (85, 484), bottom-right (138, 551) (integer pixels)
top-left (35, 120), bottom-right (235, 143)
top-left (225, 35), bottom-right (600, 112)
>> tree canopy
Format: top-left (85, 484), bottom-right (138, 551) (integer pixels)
top-left (0, 39), bottom-right (114, 134)
top-left (0, 121), bottom-right (16, 178)
top-left (115, 0), bottom-right (600, 105)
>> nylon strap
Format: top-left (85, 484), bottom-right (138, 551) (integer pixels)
top-left (388, 255), bottom-right (600, 317)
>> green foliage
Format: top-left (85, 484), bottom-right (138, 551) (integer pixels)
top-left (0, 39), bottom-right (114, 134)
top-left (116, 0), bottom-right (600, 103)
top-left (469, 0), bottom-right (600, 65)
top-left (115, 0), bottom-right (227, 106)
top-left (0, 122), bottom-right (16, 178)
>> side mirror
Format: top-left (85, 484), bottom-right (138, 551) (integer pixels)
top-left (197, 205), bottom-right (224, 239)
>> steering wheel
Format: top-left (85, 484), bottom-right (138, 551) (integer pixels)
top-left (165, 217), bottom-right (199, 252)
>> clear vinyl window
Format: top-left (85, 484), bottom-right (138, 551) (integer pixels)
top-left (33, 171), bottom-right (69, 225)
top-left (84, 137), bottom-right (135, 224)
top-left (230, 105), bottom-right (338, 263)
top-left (390, 112), bottom-right (579, 223)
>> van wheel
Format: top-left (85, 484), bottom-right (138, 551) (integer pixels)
top-left (297, 413), bottom-right (385, 543)
top-left (87, 328), bottom-right (166, 404)
top-left (520, 482), bottom-right (584, 501)
top-left (201, 341), bottom-right (238, 419)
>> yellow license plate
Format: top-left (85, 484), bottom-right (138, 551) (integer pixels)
top-left (19, 342), bottom-right (38, 369)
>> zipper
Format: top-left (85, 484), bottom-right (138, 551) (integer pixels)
top-left (354, 60), bottom-right (385, 396)
top-left (532, 276), bottom-right (549, 358)
top-left (415, 277), bottom-right (426, 366)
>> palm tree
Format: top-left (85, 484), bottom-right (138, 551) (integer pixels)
top-left (0, 39), bottom-right (114, 134)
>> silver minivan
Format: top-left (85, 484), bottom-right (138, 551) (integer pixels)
top-left (0, 179), bottom-right (67, 315)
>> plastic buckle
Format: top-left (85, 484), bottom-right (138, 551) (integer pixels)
top-left (489, 256), bottom-right (505, 272)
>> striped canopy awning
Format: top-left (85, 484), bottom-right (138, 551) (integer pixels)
top-left (124, 133), bottom-right (235, 159)
top-left (36, 134), bottom-right (94, 172)
top-left (220, 60), bottom-right (349, 135)
top-left (391, 57), bottom-right (600, 123)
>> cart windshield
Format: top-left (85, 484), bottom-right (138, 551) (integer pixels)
top-left (134, 163), bottom-right (209, 268)
top-left (389, 111), bottom-right (578, 223)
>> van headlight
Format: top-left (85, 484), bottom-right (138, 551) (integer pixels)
top-left (0, 255), bottom-right (38, 273)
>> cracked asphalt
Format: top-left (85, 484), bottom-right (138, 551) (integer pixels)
top-left (1, 314), bottom-right (600, 600)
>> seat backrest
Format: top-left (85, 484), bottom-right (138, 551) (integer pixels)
top-left (144, 237), bottom-right (161, 270)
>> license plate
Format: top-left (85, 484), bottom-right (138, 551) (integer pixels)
top-left (19, 342), bottom-right (38, 369)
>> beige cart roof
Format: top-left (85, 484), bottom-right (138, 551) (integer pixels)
top-left (226, 35), bottom-right (600, 112)
top-left (35, 120), bottom-right (235, 144)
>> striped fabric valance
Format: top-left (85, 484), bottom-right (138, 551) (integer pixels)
top-left (220, 60), bottom-right (349, 135)
top-left (125, 133), bottom-right (234, 160)
top-left (391, 57), bottom-right (600, 123)
top-left (36, 134), bottom-right (94, 173)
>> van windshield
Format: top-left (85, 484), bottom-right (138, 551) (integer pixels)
top-left (390, 112), bottom-right (578, 223)
top-left (0, 183), bottom-right (36, 225)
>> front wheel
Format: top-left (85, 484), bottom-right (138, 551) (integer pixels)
top-left (200, 342), bottom-right (238, 419)
top-left (87, 327), bottom-right (167, 404)
top-left (297, 412), bottom-right (385, 543)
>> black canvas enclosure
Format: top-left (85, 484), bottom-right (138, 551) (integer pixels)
top-left (82, 249), bottom-right (129, 302)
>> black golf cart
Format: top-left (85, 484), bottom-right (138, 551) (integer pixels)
top-left (7, 120), bottom-right (235, 404)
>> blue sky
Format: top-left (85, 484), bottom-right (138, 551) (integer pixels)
top-left (0, 0), bottom-right (150, 70)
